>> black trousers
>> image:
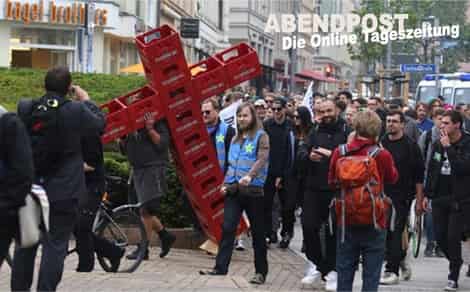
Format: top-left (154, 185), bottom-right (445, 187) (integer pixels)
top-left (385, 199), bottom-right (410, 275)
top-left (264, 175), bottom-right (295, 238)
top-left (302, 189), bottom-right (336, 276)
top-left (433, 202), bottom-right (464, 282)
top-left (74, 185), bottom-right (123, 271)
top-left (0, 211), bottom-right (18, 269)
top-left (215, 194), bottom-right (268, 276)
top-left (11, 202), bottom-right (78, 292)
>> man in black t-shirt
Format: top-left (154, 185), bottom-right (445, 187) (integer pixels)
top-left (380, 111), bottom-right (424, 286)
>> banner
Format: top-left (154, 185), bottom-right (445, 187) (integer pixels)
top-left (302, 81), bottom-right (314, 118)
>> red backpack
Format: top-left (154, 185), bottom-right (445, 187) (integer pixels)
top-left (331, 144), bottom-right (394, 242)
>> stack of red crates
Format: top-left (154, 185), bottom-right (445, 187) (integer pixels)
top-left (100, 24), bottom-right (262, 243)
top-left (135, 25), bottom-right (231, 242)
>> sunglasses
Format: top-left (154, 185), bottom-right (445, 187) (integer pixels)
top-left (272, 107), bottom-right (283, 112)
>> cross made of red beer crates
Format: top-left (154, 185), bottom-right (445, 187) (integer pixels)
top-left (99, 25), bottom-right (262, 243)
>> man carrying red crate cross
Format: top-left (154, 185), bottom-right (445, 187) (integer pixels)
top-left (101, 24), bottom-right (263, 281)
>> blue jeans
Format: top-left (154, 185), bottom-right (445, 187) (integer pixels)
top-left (425, 211), bottom-right (435, 242)
top-left (336, 226), bottom-right (386, 292)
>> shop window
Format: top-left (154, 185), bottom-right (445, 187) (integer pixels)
top-left (11, 27), bottom-right (75, 46)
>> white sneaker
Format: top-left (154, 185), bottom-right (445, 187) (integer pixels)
top-left (325, 271), bottom-right (337, 291)
top-left (400, 260), bottom-right (412, 281)
top-left (380, 272), bottom-right (399, 285)
top-left (301, 261), bottom-right (321, 285)
top-left (444, 280), bottom-right (458, 291)
top-left (235, 239), bottom-right (245, 251)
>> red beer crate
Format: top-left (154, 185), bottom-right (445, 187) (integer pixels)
top-left (179, 152), bottom-right (219, 182)
top-left (165, 84), bottom-right (198, 113)
top-left (215, 43), bottom-right (262, 88)
top-left (182, 171), bottom-right (224, 202)
top-left (135, 25), bottom-right (190, 93)
top-left (100, 99), bottom-right (129, 144)
top-left (166, 105), bottom-right (204, 136)
top-left (171, 125), bottom-right (212, 162)
top-left (190, 57), bottom-right (229, 100)
top-left (117, 86), bottom-right (164, 132)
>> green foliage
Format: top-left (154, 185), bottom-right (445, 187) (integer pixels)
top-left (0, 67), bottom-right (146, 111)
top-left (0, 68), bottom-right (192, 228)
top-left (159, 164), bottom-right (191, 228)
top-left (104, 152), bottom-right (129, 178)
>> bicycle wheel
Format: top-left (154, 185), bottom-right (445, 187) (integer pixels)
top-left (95, 206), bottom-right (148, 273)
top-left (4, 252), bottom-right (12, 268)
top-left (413, 214), bottom-right (423, 258)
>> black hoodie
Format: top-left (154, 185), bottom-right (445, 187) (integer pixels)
top-left (298, 118), bottom-right (351, 192)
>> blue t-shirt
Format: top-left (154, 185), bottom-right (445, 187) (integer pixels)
top-left (417, 118), bottom-right (434, 133)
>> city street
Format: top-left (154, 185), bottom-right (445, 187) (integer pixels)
top-left (1, 222), bottom-right (468, 291)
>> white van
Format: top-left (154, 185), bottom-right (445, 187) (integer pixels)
top-left (415, 73), bottom-right (470, 106)
top-left (415, 74), bottom-right (460, 105)
top-left (452, 74), bottom-right (470, 105)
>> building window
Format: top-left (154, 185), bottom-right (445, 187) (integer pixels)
top-left (10, 27), bottom-right (76, 70)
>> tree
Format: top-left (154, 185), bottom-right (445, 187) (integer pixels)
top-left (348, 0), bottom-right (470, 73)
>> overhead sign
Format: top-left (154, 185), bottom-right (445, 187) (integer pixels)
top-left (5, 0), bottom-right (108, 26)
top-left (400, 64), bottom-right (436, 73)
top-left (181, 18), bottom-right (199, 39)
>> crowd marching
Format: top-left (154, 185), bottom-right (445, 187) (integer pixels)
top-left (1, 66), bottom-right (470, 291)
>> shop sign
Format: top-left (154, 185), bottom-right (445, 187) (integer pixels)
top-left (5, 0), bottom-right (108, 26)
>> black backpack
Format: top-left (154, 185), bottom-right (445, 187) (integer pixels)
top-left (22, 95), bottom-right (69, 178)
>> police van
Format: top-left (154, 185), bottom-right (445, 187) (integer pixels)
top-left (415, 73), bottom-right (470, 106)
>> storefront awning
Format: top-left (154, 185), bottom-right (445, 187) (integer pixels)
top-left (296, 70), bottom-right (338, 83)
top-left (277, 75), bottom-right (307, 83)
top-left (120, 64), bottom-right (144, 73)
top-left (119, 63), bottom-right (206, 76)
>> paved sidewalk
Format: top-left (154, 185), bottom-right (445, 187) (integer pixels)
top-left (1, 221), bottom-right (469, 291)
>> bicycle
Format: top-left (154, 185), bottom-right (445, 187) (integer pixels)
top-left (68, 175), bottom-right (149, 273)
top-left (408, 199), bottom-right (424, 258)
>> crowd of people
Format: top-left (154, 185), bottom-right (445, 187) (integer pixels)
top-left (1, 66), bottom-right (470, 292)
top-left (198, 86), bottom-right (470, 291)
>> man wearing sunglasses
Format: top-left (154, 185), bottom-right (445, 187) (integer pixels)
top-left (380, 110), bottom-right (424, 286)
top-left (201, 98), bottom-right (235, 175)
top-left (263, 97), bottom-right (295, 249)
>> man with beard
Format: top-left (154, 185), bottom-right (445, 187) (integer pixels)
top-left (298, 99), bottom-right (351, 291)
top-left (199, 102), bottom-right (269, 284)
top-left (380, 111), bottom-right (425, 285)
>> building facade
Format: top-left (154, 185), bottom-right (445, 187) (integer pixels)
top-left (314, 0), bottom-right (356, 91)
top-left (0, 0), bottom-right (161, 73)
top-left (227, 0), bottom-right (280, 93)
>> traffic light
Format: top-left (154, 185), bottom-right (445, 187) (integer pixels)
top-left (325, 64), bottom-right (333, 77)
